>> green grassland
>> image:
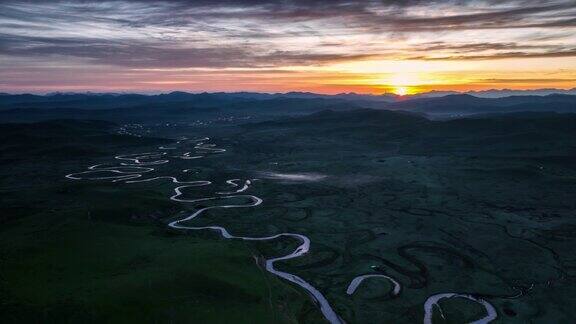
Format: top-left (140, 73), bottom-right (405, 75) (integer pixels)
top-left (0, 121), bottom-right (317, 323)
top-left (2, 110), bottom-right (576, 323)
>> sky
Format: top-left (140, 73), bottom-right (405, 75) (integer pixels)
top-left (1, 0), bottom-right (575, 94)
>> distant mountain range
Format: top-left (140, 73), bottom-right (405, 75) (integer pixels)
top-left (406, 88), bottom-right (576, 98)
top-left (2, 87), bottom-right (575, 103)
top-left (0, 90), bottom-right (575, 122)
top-left (0, 91), bottom-right (396, 109)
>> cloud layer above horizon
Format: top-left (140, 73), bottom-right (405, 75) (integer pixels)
top-left (1, 0), bottom-right (575, 93)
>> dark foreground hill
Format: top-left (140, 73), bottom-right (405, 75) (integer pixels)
top-left (2, 92), bottom-right (575, 123)
top-left (244, 108), bottom-right (576, 159)
top-left (389, 94), bottom-right (576, 116)
top-left (0, 120), bottom-right (168, 162)
top-left (0, 96), bottom-right (369, 123)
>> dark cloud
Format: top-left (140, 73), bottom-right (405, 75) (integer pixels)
top-left (3, 1), bottom-right (574, 29)
top-left (374, 4), bottom-right (575, 31)
top-left (409, 41), bottom-right (576, 60)
top-left (415, 41), bottom-right (559, 52)
top-left (0, 33), bottom-right (378, 68)
top-left (0, 0), bottom-right (575, 74)
top-left (124, 1), bottom-right (576, 32)
top-left (411, 49), bottom-right (576, 60)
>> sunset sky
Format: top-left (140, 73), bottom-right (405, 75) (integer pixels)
top-left (1, 0), bottom-right (575, 94)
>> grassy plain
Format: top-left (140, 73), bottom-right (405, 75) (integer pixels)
top-left (2, 110), bottom-right (576, 323)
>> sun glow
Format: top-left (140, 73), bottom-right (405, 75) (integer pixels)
top-left (387, 73), bottom-right (423, 95)
top-left (389, 73), bottom-right (421, 86)
top-left (327, 61), bottom-right (483, 94)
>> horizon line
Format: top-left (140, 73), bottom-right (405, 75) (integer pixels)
top-left (2, 87), bottom-right (576, 97)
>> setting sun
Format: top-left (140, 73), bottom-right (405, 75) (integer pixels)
top-left (373, 72), bottom-right (424, 95)
top-left (394, 86), bottom-right (409, 96)
top-left (389, 74), bottom-right (421, 95)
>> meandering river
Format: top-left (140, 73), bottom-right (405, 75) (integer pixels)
top-left (66, 136), bottom-right (497, 324)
